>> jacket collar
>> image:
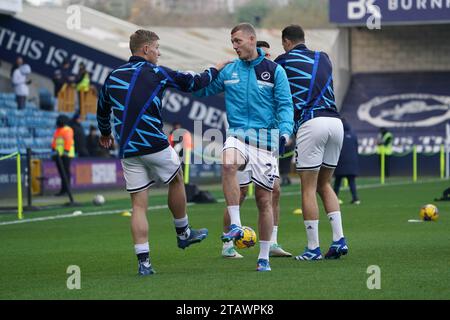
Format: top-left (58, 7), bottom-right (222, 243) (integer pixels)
top-left (240, 47), bottom-right (266, 67)
top-left (292, 43), bottom-right (307, 51)
top-left (128, 55), bottom-right (148, 63)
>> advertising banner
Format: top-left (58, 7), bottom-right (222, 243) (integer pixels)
top-left (330, 0), bottom-right (450, 25)
top-left (0, 158), bottom-right (25, 198)
top-left (0, 16), bottom-right (125, 86)
top-left (41, 158), bottom-right (125, 191)
top-left (340, 72), bottom-right (450, 154)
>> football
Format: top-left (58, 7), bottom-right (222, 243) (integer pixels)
top-left (234, 226), bottom-right (257, 249)
top-left (93, 194), bottom-right (105, 206)
top-left (419, 204), bottom-right (439, 221)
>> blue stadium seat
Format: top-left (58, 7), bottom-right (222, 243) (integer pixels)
top-left (86, 113), bottom-right (97, 121)
top-left (0, 93), bottom-right (94, 155)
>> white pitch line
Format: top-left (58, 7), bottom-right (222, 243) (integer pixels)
top-left (0, 204), bottom-right (174, 226)
top-left (0, 178), bottom-right (443, 226)
top-left (247, 178), bottom-right (443, 198)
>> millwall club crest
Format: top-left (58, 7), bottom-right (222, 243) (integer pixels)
top-left (261, 72), bottom-right (271, 81)
top-left (357, 93), bottom-right (450, 128)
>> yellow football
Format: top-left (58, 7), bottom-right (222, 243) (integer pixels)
top-left (419, 204), bottom-right (439, 221)
top-left (234, 226), bottom-right (257, 249)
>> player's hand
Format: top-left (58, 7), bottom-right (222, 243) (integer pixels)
top-left (279, 135), bottom-right (287, 157)
top-left (285, 136), bottom-right (294, 147)
top-left (214, 60), bottom-right (232, 71)
top-left (99, 134), bottom-right (114, 149)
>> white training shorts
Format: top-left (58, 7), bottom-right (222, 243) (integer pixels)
top-left (223, 136), bottom-right (278, 191)
top-left (121, 146), bottom-right (181, 193)
top-left (295, 117), bottom-right (344, 171)
top-left (237, 165), bottom-right (280, 187)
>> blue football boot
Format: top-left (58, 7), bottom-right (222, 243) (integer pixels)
top-left (256, 259), bottom-right (271, 272)
top-left (294, 247), bottom-right (323, 261)
top-left (325, 237), bottom-right (348, 259)
top-left (221, 224), bottom-right (244, 243)
top-left (177, 227), bottom-right (208, 249)
top-left (138, 259), bottom-right (155, 276)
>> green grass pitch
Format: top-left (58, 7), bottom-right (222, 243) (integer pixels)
top-left (0, 178), bottom-right (449, 299)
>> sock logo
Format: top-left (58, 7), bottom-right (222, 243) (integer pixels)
top-left (143, 260), bottom-right (151, 268)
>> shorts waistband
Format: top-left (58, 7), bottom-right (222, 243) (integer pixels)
top-left (229, 135), bottom-right (275, 152)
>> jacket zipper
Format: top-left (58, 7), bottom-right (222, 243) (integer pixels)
top-left (246, 64), bottom-right (251, 129)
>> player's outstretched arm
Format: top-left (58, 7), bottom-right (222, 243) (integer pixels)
top-left (214, 60), bottom-right (232, 71)
top-left (193, 60), bottom-right (231, 98)
top-left (163, 60), bottom-right (231, 93)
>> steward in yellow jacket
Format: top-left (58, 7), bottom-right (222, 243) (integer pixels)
top-left (51, 115), bottom-right (74, 196)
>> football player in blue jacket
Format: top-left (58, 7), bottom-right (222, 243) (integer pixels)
top-left (195, 23), bottom-right (294, 271)
top-left (97, 29), bottom-right (230, 276)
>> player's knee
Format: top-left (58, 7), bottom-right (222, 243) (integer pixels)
top-left (255, 191), bottom-right (272, 209)
top-left (272, 184), bottom-right (281, 200)
top-left (316, 184), bottom-right (324, 195)
top-left (132, 200), bottom-right (144, 212)
top-left (239, 187), bottom-right (248, 203)
top-left (257, 198), bottom-right (271, 212)
top-left (131, 194), bottom-right (148, 211)
top-left (316, 183), bottom-right (329, 196)
top-left (223, 149), bottom-right (245, 170)
top-left (169, 170), bottom-right (184, 185)
top-left (222, 163), bottom-right (239, 174)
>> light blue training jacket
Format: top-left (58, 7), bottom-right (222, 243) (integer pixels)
top-left (195, 48), bottom-right (293, 151)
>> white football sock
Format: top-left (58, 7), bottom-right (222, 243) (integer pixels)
top-left (304, 220), bottom-right (319, 250)
top-left (258, 240), bottom-right (271, 261)
top-left (227, 206), bottom-right (242, 226)
top-left (173, 215), bottom-right (189, 228)
top-left (134, 242), bottom-right (149, 255)
top-left (174, 215), bottom-right (190, 240)
top-left (270, 225), bottom-right (278, 244)
top-left (327, 211), bottom-right (344, 241)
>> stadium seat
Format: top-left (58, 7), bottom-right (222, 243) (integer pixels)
top-left (0, 90), bottom-right (94, 155)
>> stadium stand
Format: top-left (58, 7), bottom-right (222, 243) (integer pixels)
top-left (8, 4), bottom-right (349, 106)
top-left (0, 91), bottom-right (99, 155)
top-left (0, 4), bottom-right (350, 159)
top-left (1, 2), bottom-right (446, 182)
